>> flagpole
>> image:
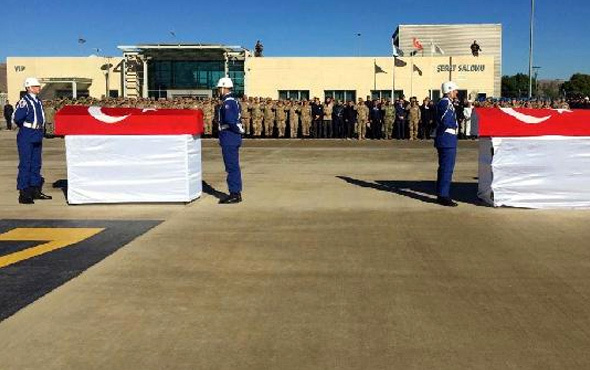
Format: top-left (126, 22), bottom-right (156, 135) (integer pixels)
top-left (392, 56), bottom-right (396, 100)
top-left (430, 40), bottom-right (433, 100)
top-left (373, 59), bottom-right (377, 92)
top-left (528, 0), bottom-right (535, 98)
top-left (411, 55), bottom-right (414, 98)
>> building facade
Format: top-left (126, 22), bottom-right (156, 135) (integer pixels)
top-left (5, 24), bottom-right (501, 104)
top-left (393, 23), bottom-right (502, 97)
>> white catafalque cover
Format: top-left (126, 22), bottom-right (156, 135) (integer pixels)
top-left (477, 108), bottom-right (590, 209)
top-left (55, 106), bottom-right (204, 205)
top-left (66, 135), bottom-right (202, 204)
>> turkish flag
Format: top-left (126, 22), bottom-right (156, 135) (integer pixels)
top-left (477, 108), bottom-right (590, 137)
top-left (55, 105), bottom-right (204, 136)
top-left (412, 38), bottom-right (423, 51)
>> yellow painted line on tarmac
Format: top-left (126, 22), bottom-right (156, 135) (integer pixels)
top-left (0, 228), bottom-right (104, 269)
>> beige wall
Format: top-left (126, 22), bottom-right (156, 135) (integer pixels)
top-left (7, 56), bottom-right (123, 103)
top-left (245, 55), bottom-right (495, 101)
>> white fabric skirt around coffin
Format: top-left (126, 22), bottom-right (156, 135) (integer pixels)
top-left (478, 136), bottom-right (590, 209)
top-left (65, 135), bottom-right (202, 204)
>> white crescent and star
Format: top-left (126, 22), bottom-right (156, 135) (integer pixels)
top-left (87, 106), bottom-right (159, 124)
top-left (88, 106), bottom-right (130, 124)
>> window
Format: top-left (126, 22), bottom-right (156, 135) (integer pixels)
top-left (429, 90), bottom-right (441, 101)
top-left (278, 90), bottom-right (310, 100)
top-left (477, 93), bottom-right (487, 101)
top-left (109, 90), bottom-right (119, 98)
top-left (324, 90), bottom-right (356, 102)
top-left (370, 90), bottom-right (402, 100)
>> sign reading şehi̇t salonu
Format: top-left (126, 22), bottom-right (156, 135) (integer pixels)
top-left (436, 64), bottom-right (487, 73)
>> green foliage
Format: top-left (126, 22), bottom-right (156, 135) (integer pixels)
top-left (562, 74), bottom-right (590, 98)
top-left (502, 73), bottom-right (534, 98)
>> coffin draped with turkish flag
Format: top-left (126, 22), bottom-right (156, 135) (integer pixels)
top-left (476, 108), bottom-right (590, 209)
top-left (55, 105), bottom-right (205, 204)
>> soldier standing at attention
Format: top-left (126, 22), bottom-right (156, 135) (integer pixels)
top-left (288, 100), bottom-right (300, 138)
top-left (356, 98), bottom-right (369, 140)
top-left (275, 100), bottom-right (287, 137)
top-left (216, 77), bottom-right (244, 204)
top-left (203, 99), bottom-right (214, 136)
top-left (251, 98), bottom-right (263, 137)
top-left (323, 97), bottom-right (333, 138)
top-left (240, 96), bottom-right (251, 137)
top-left (4, 100), bottom-right (14, 130)
top-left (383, 100), bottom-right (395, 140)
top-left (13, 78), bottom-right (53, 204)
top-left (300, 100), bottom-right (312, 138)
top-left (434, 81), bottom-right (460, 207)
top-left (408, 99), bottom-right (421, 141)
top-left (263, 99), bottom-right (275, 137)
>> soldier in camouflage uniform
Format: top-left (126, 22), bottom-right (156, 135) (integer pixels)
top-left (408, 100), bottom-right (421, 140)
top-left (263, 99), bottom-right (275, 137)
top-left (383, 100), bottom-right (395, 140)
top-left (275, 100), bottom-right (287, 137)
top-left (300, 100), bottom-right (312, 138)
top-left (43, 100), bottom-right (56, 137)
top-left (202, 100), bottom-right (214, 136)
top-left (288, 101), bottom-right (300, 138)
top-left (356, 98), bottom-right (369, 140)
top-left (251, 98), bottom-right (263, 137)
top-left (240, 97), bottom-right (251, 136)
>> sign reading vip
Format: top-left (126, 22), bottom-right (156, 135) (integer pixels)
top-left (436, 64), bottom-right (486, 73)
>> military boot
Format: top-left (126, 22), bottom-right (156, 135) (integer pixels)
top-left (31, 186), bottom-right (53, 200)
top-left (219, 193), bottom-right (242, 204)
top-left (19, 189), bottom-right (34, 204)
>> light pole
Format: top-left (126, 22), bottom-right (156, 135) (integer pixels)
top-left (528, 0), bottom-right (535, 98)
top-left (532, 65), bottom-right (541, 98)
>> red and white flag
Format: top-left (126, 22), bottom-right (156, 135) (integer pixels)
top-left (55, 106), bottom-right (204, 135)
top-left (477, 108), bottom-right (590, 137)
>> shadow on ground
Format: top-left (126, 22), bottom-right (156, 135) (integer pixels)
top-left (202, 181), bottom-right (226, 200)
top-left (52, 179), bottom-right (68, 200)
top-left (337, 176), bottom-right (486, 206)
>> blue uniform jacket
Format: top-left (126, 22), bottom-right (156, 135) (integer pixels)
top-left (218, 93), bottom-right (243, 145)
top-left (434, 97), bottom-right (458, 149)
top-left (14, 93), bottom-right (45, 142)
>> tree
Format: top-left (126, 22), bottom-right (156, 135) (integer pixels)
top-left (562, 74), bottom-right (590, 98)
top-left (502, 73), bottom-right (535, 98)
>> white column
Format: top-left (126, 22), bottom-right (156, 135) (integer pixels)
top-left (72, 80), bottom-right (78, 99)
top-left (122, 58), bottom-right (127, 98)
top-left (142, 57), bottom-right (149, 98)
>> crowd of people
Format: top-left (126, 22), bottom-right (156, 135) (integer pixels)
top-left (4, 95), bottom-right (589, 139)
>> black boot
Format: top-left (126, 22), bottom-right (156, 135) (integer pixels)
top-left (219, 193), bottom-right (242, 204)
top-left (437, 196), bottom-right (458, 207)
top-left (19, 189), bottom-right (34, 204)
top-left (31, 186), bottom-right (52, 200)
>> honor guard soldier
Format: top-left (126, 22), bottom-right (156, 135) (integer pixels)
top-left (217, 77), bottom-right (244, 204)
top-left (434, 81), bottom-right (460, 207)
top-left (13, 77), bottom-right (52, 204)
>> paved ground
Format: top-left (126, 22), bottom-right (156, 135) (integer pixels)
top-left (1, 129), bottom-right (590, 369)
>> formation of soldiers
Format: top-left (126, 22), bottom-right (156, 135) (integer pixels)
top-left (35, 95), bottom-right (586, 139)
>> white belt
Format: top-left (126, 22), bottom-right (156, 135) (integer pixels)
top-left (23, 122), bottom-right (42, 129)
top-left (444, 128), bottom-right (458, 135)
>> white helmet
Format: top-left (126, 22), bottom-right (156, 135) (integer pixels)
top-left (24, 77), bottom-right (41, 88)
top-left (441, 81), bottom-right (459, 94)
top-left (217, 77), bottom-right (233, 89)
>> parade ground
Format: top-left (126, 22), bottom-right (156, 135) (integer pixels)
top-left (1, 130), bottom-right (590, 369)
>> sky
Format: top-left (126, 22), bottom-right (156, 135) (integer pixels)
top-left (1, 0), bottom-right (588, 80)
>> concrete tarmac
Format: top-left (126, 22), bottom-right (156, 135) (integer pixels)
top-left (1, 130), bottom-right (590, 369)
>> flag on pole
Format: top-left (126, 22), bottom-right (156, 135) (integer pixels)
top-left (431, 42), bottom-right (445, 55)
top-left (413, 64), bottom-right (423, 76)
top-left (391, 33), bottom-right (404, 57)
top-left (412, 38), bottom-right (424, 50)
top-left (374, 61), bottom-right (387, 74)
